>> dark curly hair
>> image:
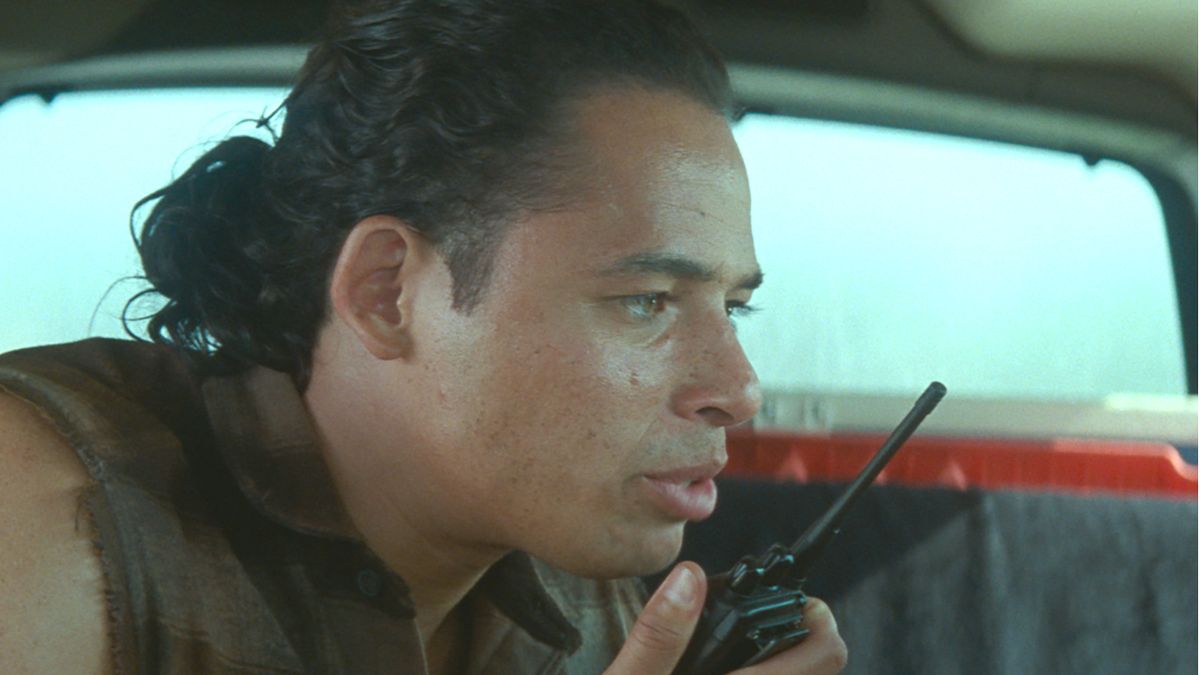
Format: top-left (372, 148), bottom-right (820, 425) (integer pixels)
top-left (125, 0), bottom-right (734, 388)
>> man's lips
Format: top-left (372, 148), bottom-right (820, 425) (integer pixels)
top-left (643, 461), bottom-right (725, 484)
top-left (640, 458), bottom-right (726, 521)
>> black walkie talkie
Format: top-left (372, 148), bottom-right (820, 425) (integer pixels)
top-left (672, 382), bottom-right (947, 675)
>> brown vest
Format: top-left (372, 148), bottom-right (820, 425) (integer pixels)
top-left (0, 339), bottom-right (643, 674)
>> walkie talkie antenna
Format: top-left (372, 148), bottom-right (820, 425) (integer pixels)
top-left (673, 381), bottom-right (948, 675)
top-left (786, 381), bottom-right (947, 578)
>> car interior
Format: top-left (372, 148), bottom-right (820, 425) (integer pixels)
top-left (1, 0), bottom-right (1195, 673)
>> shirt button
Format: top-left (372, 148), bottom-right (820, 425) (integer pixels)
top-left (356, 569), bottom-right (383, 598)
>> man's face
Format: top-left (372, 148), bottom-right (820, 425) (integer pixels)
top-left (397, 87), bottom-right (762, 577)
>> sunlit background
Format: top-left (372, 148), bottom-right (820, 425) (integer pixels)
top-left (0, 88), bottom-right (1185, 400)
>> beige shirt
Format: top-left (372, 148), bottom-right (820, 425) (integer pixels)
top-left (0, 338), bottom-right (644, 674)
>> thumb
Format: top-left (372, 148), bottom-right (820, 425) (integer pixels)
top-left (605, 562), bottom-right (706, 675)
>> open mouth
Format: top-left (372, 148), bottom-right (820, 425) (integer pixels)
top-left (640, 475), bottom-right (718, 521)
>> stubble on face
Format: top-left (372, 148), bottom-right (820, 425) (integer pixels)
top-left (394, 85), bottom-right (762, 579)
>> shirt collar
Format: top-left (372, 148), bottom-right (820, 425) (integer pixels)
top-left (200, 365), bottom-right (582, 653)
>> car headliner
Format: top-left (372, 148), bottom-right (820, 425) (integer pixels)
top-left (0, 0), bottom-right (1195, 119)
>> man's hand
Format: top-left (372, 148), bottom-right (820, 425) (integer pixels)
top-left (605, 562), bottom-right (848, 675)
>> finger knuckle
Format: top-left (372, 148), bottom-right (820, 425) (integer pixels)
top-left (630, 618), bottom-right (688, 654)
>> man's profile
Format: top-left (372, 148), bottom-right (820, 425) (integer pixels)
top-left (0, 1), bottom-right (847, 672)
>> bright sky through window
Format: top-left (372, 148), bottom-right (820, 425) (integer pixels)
top-left (0, 90), bottom-right (1185, 399)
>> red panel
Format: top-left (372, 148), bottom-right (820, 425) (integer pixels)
top-left (725, 431), bottom-right (1198, 499)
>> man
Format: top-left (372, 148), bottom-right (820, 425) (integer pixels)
top-left (0, 0), bottom-right (847, 672)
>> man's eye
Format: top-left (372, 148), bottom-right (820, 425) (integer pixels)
top-left (726, 301), bottom-right (759, 322)
top-left (619, 293), bottom-right (668, 321)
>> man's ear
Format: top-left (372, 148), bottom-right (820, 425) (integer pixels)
top-left (328, 215), bottom-right (427, 360)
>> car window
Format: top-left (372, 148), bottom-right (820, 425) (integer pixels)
top-left (731, 113), bottom-right (1186, 400)
top-left (0, 88), bottom-right (287, 353)
top-left (0, 89), bottom-right (1187, 402)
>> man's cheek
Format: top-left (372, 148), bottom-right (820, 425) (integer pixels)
top-left (592, 340), bottom-right (671, 388)
top-left (511, 338), bottom-right (613, 401)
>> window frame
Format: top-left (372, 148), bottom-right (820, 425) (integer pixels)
top-left (1, 49), bottom-right (1194, 445)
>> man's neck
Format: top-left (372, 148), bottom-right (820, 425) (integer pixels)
top-left (425, 598), bottom-right (472, 675)
top-left (399, 543), bottom-right (488, 648)
top-left (325, 442), bottom-right (500, 648)
top-left (302, 369), bottom-right (506, 662)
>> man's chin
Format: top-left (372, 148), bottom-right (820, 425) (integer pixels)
top-left (547, 525), bottom-right (686, 579)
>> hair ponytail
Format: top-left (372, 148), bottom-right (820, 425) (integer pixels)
top-left (124, 136), bottom-right (320, 381)
top-left (123, 0), bottom-right (733, 388)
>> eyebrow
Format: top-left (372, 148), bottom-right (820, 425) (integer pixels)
top-left (597, 252), bottom-right (764, 291)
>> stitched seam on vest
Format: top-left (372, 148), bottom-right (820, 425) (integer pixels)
top-left (0, 381), bottom-right (134, 675)
top-left (0, 369), bottom-right (121, 482)
top-left (82, 484), bottom-right (138, 675)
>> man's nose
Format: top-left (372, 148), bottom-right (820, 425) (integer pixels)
top-left (670, 318), bottom-right (764, 428)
